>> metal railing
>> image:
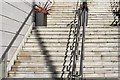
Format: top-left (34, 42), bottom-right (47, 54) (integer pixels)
top-left (64, 1), bottom-right (88, 80)
top-left (0, 4), bottom-right (46, 79)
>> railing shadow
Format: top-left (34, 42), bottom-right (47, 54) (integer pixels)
top-left (34, 28), bottom-right (58, 79)
top-left (110, 1), bottom-right (120, 26)
top-left (61, 22), bottom-right (79, 80)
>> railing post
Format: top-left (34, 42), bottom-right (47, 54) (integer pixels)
top-left (79, 8), bottom-right (88, 79)
top-left (0, 5), bottom-right (36, 79)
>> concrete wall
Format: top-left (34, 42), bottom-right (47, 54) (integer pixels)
top-left (0, 0), bottom-right (33, 62)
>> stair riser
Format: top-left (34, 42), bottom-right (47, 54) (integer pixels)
top-left (26, 38), bottom-right (118, 42)
top-left (19, 51), bottom-right (118, 57)
top-left (11, 67), bottom-right (118, 74)
top-left (24, 43), bottom-right (118, 49)
top-left (31, 32), bottom-right (119, 35)
top-left (8, 73), bottom-right (118, 78)
top-left (17, 54), bottom-right (118, 61)
top-left (29, 35), bottom-right (118, 39)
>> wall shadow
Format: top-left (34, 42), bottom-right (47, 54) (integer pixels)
top-left (34, 27), bottom-right (58, 79)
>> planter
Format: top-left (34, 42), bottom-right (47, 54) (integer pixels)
top-left (35, 8), bottom-right (48, 26)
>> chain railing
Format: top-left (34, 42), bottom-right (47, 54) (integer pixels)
top-left (110, 0), bottom-right (120, 26)
top-left (62, 1), bottom-right (88, 80)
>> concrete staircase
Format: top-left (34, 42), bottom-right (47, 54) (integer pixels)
top-left (8, 1), bottom-right (119, 79)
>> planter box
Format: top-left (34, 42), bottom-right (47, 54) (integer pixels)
top-left (35, 13), bottom-right (47, 26)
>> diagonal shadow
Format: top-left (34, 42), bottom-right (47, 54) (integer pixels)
top-left (34, 27), bottom-right (59, 79)
top-left (61, 22), bottom-right (78, 80)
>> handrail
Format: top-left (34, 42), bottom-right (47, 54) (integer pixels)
top-left (0, 7), bottom-right (34, 64)
top-left (79, 9), bottom-right (88, 80)
top-left (0, 4), bottom-right (46, 78)
top-left (0, 3), bottom-right (49, 63)
top-left (67, 1), bottom-right (88, 79)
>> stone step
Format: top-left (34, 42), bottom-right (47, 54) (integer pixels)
top-left (49, 9), bottom-right (112, 13)
top-left (47, 23), bottom-right (114, 26)
top-left (47, 18), bottom-right (114, 21)
top-left (51, 5), bottom-right (111, 8)
top-left (48, 15), bottom-right (113, 18)
top-left (51, 6), bottom-right (112, 9)
top-left (24, 42), bottom-right (118, 48)
top-left (47, 18), bottom-right (113, 23)
top-left (8, 71), bottom-right (68, 78)
top-left (47, 19), bottom-right (113, 22)
top-left (8, 71), bottom-right (118, 78)
top-left (48, 14), bottom-right (113, 18)
top-left (46, 25), bottom-right (117, 28)
top-left (24, 43), bottom-right (119, 49)
top-left (18, 51), bottom-right (118, 57)
top-left (26, 41), bottom-right (118, 46)
top-left (31, 30), bottom-right (118, 34)
top-left (47, 15), bottom-right (113, 19)
top-left (17, 54), bottom-right (118, 62)
top-left (47, 21), bottom-right (113, 24)
top-left (31, 29), bottom-right (118, 33)
top-left (28, 34), bottom-right (118, 39)
top-left (50, 9), bottom-right (112, 15)
top-left (11, 66), bottom-right (118, 74)
top-left (22, 46), bottom-right (118, 52)
top-left (12, 60), bottom-right (118, 69)
top-left (33, 27), bottom-right (118, 31)
top-left (14, 59), bottom-right (119, 67)
top-left (12, 62), bottom-right (118, 70)
top-left (49, 11), bottom-right (113, 13)
top-left (26, 38), bottom-right (118, 43)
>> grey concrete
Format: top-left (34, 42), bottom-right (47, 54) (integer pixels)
top-left (0, 0), bottom-right (33, 57)
top-left (0, 1), bottom-right (33, 79)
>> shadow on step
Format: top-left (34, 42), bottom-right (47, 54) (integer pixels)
top-left (34, 28), bottom-right (59, 79)
top-left (61, 23), bottom-right (77, 79)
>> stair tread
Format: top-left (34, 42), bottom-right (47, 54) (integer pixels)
top-left (8, 0), bottom-right (119, 78)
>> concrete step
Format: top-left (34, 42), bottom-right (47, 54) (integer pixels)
top-left (28, 34), bottom-right (118, 39)
top-left (11, 65), bottom-right (118, 74)
top-left (27, 37), bottom-right (119, 41)
top-left (50, 7), bottom-right (112, 10)
top-left (24, 43), bottom-right (119, 50)
top-left (47, 15), bottom-right (114, 19)
top-left (47, 21), bottom-right (113, 24)
top-left (24, 42), bottom-right (118, 49)
top-left (17, 54), bottom-right (118, 62)
top-left (49, 11), bottom-right (113, 13)
top-left (49, 9), bottom-right (112, 13)
top-left (47, 23), bottom-right (114, 26)
top-left (31, 30), bottom-right (118, 34)
top-left (47, 19), bottom-right (113, 22)
top-left (47, 24), bottom-right (118, 28)
top-left (8, 71), bottom-right (68, 78)
top-left (9, 71), bottom-right (118, 78)
top-left (18, 51), bottom-right (118, 57)
top-left (47, 19), bottom-right (113, 23)
top-left (47, 17), bottom-right (113, 20)
top-left (22, 46), bottom-right (118, 51)
top-left (26, 38), bottom-right (118, 43)
top-left (14, 59), bottom-right (119, 66)
top-left (34, 27), bottom-right (118, 30)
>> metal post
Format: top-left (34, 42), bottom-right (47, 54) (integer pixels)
top-left (79, 9), bottom-right (87, 80)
